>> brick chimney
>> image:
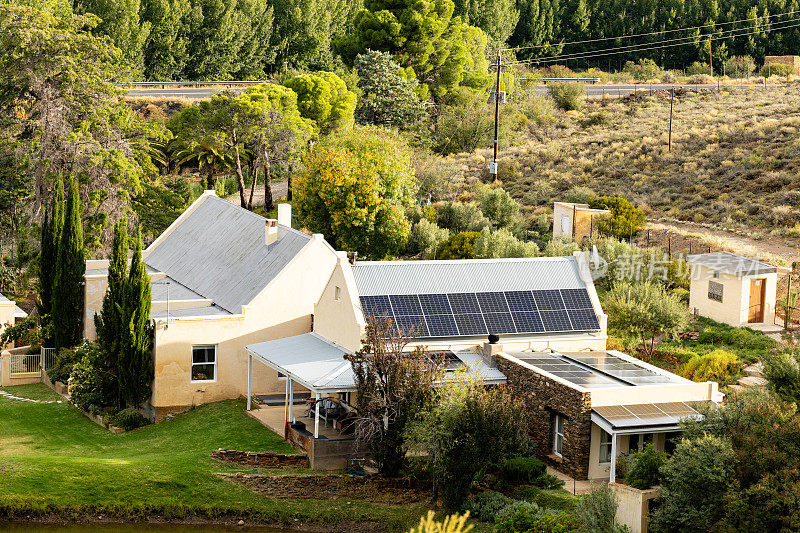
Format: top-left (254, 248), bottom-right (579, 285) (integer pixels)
top-left (265, 219), bottom-right (278, 245)
top-left (482, 341), bottom-right (503, 368)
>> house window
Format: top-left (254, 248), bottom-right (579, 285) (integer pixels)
top-left (191, 345), bottom-right (216, 382)
top-left (553, 414), bottom-right (565, 457)
top-left (708, 281), bottom-right (723, 302)
top-left (599, 430), bottom-right (612, 464)
top-left (628, 433), bottom-right (653, 452)
top-left (334, 286), bottom-right (341, 300)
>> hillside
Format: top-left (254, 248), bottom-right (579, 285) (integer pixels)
top-left (452, 85), bottom-right (800, 236)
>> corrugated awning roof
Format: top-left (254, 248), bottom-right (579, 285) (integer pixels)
top-left (593, 401), bottom-right (708, 431)
top-left (686, 251), bottom-right (777, 276)
top-left (352, 257), bottom-right (585, 296)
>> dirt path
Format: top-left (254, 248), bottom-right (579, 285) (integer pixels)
top-left (644, 219), bottom-right (800, 266)
top-left (225, 180), bottom-right (288, 208)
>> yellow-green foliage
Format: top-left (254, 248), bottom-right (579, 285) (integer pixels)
top-left (408, 511), bottom-right (474, 533)
top-left (681, 349), bottom-right (740, 382)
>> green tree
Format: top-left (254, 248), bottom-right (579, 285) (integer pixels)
top-left (354, 50), bottom-right (425, 128)
top-left (140, 0), bottom-right (191, 80)
top-left (453, 0), bottom-right (519, 44)
top-left (437, 231), bottom-right (479, 259)
top-left (763, 349), bottom-right (800, 407)
top-left (284, 71), bottom-right (356, 132)
top-left (604, 280), bottom-right (689, 359)
top-left (76, 0), bottom-right (151, 75)
top-left (295, 126), bottom-right (416, 258)
top-left (473, 227), bottom-right (538, 258)
top-left (38, 177), bottom-right (64, 346)
top-left (589, 196), bottom-right (645, 240)
top-left (52, 179), bottom-right (85, 350)
top-left (119, 227), bottom-right (153, 408)
top-left (479, 186), bottom-right (520, 228)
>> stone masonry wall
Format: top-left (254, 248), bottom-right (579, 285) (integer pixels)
top-left (498, 356), bottom-right (593, 480)
top-left (211, 449), bottom-right (309, 468)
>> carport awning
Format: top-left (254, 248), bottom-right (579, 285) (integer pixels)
top-left (246, 333), bottom-right (356, 393)
top-left (592, 401), bottom-right (710, 433)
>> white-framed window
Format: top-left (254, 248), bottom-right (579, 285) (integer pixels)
top-left (191, 345), bottom-right (216, 382)
top-left (708, 280), bottom-right (723, 302)
top-left (628, 432), bottom-right (654, 453)
top-left (553, 414), bottom-right (565, 457)
top-left (334, 286), bottom-right (341, 300)
top-left (599, 430), bottom-right (612, 464)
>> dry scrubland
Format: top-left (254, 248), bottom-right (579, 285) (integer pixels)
top-left (452, 85), bottom-right (800, 234)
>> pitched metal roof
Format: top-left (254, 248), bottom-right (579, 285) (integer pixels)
top-left (14, 305), bottom-right (27, 318)
top-left (352, 257), bottom-right (585, 296)
top-left (686, 251), bottom-right (777, 276)
top-left (150, 277), bottom-right (205, 301)
top-left (144, 195), bottom-right (311, 313)
top-left (150, 305), bottom-right (230, 319)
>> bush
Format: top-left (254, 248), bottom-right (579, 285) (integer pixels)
top-left (67, 342), bottom-right (117, 414)
top-left (501, 456), bottom-right (547, 484)
top-left (762, 349), bottom-right (800, 406)
top-left (723, 56), bottom-right (756, 79)
top-left (588, 196), bottom-right (644, 240)
top-left (529, 512), bottom-right (579, 533)
top-left (436, 202), bottom-right (491, 233)
top-left (469, 491), bottom-right (515, 522)
top-left (686, 61), bottom-right (712, 76)
top-left (473, 227), bottom-right (539, 259)
top-left (409, 511), bottom-right (473, 533)
top-left (687, 74), bottom-right (715, 85)
top-left (548, 82), bottom-right (585, 111)
top-left (625, 443), bottom-right (667, 489)
top-left (623, 58), bottom-right (663, 81)
top-left (671, 287), bottom-right (689, 302)
top-left (563, 186), bottom-right (595, 204)
top-left (575, 486), bottom-right (623, 533)
top-left (494, 500), bottom-right (542, 533)
top-left (406, 219), bottom-right (450, 257)
top-left (535, 473), bottom-right (565, 490)
top-left (412, 153), bottom-right (460, 201)
top-left (761, 63), bottom-right (794, 77)
top-left (48, 347), bottom-right (80, 384)
top-left (108, 408), bottom-right (151, 431)
top-left (479, 187), bottom-right (520, 228)
top-left (680, 348), bottom-right (740, 383)
top-left (437, 231), bottom-right (479, 259)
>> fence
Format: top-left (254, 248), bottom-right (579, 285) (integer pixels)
top-left (9, 352), bottom-right (40, 374)
top-left (41, 347), bottom-right (56, 372)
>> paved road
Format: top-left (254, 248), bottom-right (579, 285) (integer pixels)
top-left (127, 83), bottom-right (759, 100)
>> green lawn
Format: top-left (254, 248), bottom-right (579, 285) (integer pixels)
top-left (0, 384), bottom-right (425, 530)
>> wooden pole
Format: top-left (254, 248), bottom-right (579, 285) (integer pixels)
top-left (491, 49), bottom-right (502, 182)
top-left (786, 273), bottom-right (792, 330)
top-left (668, 87), bottom-right (674, 151)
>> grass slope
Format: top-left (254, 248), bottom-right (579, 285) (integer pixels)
top-left (0, 385), bottom-right (423, 530)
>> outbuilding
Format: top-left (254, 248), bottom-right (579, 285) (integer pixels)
top-left (686, 251), bottom-right (778, 328)
top-left (552, 202), bottom-right (610, 244)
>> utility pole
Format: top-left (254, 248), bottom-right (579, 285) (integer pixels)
top-left (668, 87), bottom-right (674, 151)
top-left (490, 49), bottom-right (502, 182)
top-left (708, 37), bottom-right (713, 76)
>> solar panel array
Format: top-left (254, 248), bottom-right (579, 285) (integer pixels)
top-left (359, 289), bottom-right (599, 338)
top-left (513, 352), bottom-right (622, 388)
top-left (593, 402), bottom-right (703, 428)
top-left (561, 352), bottom-right (677, 385)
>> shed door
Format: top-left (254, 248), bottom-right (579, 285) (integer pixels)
top-left (561, 215), bottom-right (571, 235)
top-left (748, 279), bottom-right (766, 323)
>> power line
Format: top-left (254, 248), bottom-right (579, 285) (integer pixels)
top-left (506, 18), bottom-right (800, 66)
top-left (501, 8), bottom-right (800, 53)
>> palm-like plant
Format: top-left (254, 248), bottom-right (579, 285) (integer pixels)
top-left (171, 137), bottom-right (233, 190)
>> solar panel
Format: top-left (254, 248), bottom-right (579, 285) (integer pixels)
top-left (567, 308), bottom-right (600, 331)
top-left (512, 312), bottom-right (544, 332)
top-left (389, 294), bottom-right (422, 316)
top-left (483, 312), bottom-right (517, 334)
top-left (532, 289), bottom-right (566, 310)
top-left (418, 294), bottom-right (452, 315)
top-left (447, 293), bottom-right (481, 314)
top-left (562, 353), bottom-right (678, 385)
top-left (560, 288), bottom-right (594, 309)
top-left (429, 350), bottom-right (464, 371)
top-left (477, 292), bottom-right (510, 313)
top-left (360, 295), bottom-right (393, 317)
top-left (504, 290), bottom-right (538, 312)
top-left (393, 315), bottom-right (429, 336)
top-left (512, 352), bottom-right (621, 388)
top-left (539, 309), bottom-right (573, 331)
top-left (454, 313), bottom-right (487, 335)
top-left (425, 314), bottom-right (459, 337)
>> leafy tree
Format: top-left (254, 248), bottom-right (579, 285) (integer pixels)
top-left (284, 71), bottom-right (356, 132)
top-left (406, 219), bottom-right (450, 258)
top-left (604, 280), bottom-right (689, 359)
top-left (436, 202), bottom-right (490, 233)
top-left (589, 196), bottom-right (645, 240)
top-left (473, 227), bottom-right (538, 258)
top-left (574, 486), bottom-right (624, 533)
top-left (171, 136), bottom-right (233, 191)
top-left (345, 317), bottom-right (441, 477)
top-left (405, 379), bottom-right (527, 510)
top-left (52, 180), bottom-right (86, 350)
top-left (295, 126), bottom-right (416, 258)
top-left (437, 231), bottom-right (479, 259)
top-left (479, 186), bottom-right (520, 228)
top-left (131, 182), bottom-right (187, 241)
top-left (38, 177), bottom-right (64, 346)
top-left (763, 349), bottom-right (800, 407)
top-left (76, 0), bottom-right (151, 75)
top-left (354, 50), bottom-right (424, 128)
top-left (140, 0), bottom-right (191, 80)
top-left (453, 0), bottom-right (519, 44)
top-left (624, 443), bottom-right (667, 489)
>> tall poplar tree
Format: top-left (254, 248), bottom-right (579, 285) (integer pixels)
top-left (38, 177), bottom-right (64, 346)
top-left (52, 179), bottom-right (85, 350)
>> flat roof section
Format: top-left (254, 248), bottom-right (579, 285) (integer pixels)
top-left (686, 251), bottom-right (777, 276)
top-left (593, 401), bottom-right (707, 431)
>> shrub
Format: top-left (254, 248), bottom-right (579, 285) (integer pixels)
top-left (67, 342), bottom-right (117, 414)
top-left (563, 186), bottom-right (595, 204)
top-left (535, 473), bottom-right (565, 490)
top-left (529, 512), bottom-right (579, 533)
top-left (48, 347), bottom-right (80, 384)
top-left (436, 202), bottom-right (491, 233)
top-left (761, 63), bottom-right (794, 77)
top-left (473, 227), bottom-right (539, 259)
top-left (623, 58), bottom-right (663, 81)
top-left (548, 82), bottom-right (585, 111)
top-left (687, 74), bottom-right (715, 85)
top-left (413, 154), bottom-right (460, 201)
top-left (469, 491), bottom-right (515, 522)
top-left (625, 443), bottom-right (667, 489)
top-left (761, 350), bottom-right (800, 406)
top-left (406, 219), bottom-right (450, 257)
top-left (501, 456), bottom-right (547, 484)
top-left (671, 287), bottom-right (689, 302)
top-left (108, 408), bottom-right (151, 431)
top-left (409, 511), bottom-right (473, 533)
top-left (494, 500), bottom-right (542, 533)
top-left (588, 196), bottom-right (644, 240)
top-left (686, 61), bottom-right (712, 76)
top-left (479, 187), bottom-right (520, 228)
top-left (575, 486), bottom-right (622, 533)
top-left (723, 56), bottom-right (756, 79)
top-left (437, 231), bottom-right (479, 259)
top-left (680, 348), bottom-right (740, 382)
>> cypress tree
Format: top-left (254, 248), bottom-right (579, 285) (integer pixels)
top-left (38, 177), bottom-right (64, 346)
top-left (52, 179), bottom-right (85, 350)
top-left (119, 226), bottom-right (153, 408)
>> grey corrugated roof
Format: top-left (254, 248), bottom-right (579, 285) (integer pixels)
top-left (14, 305), bottom-right (27, 318)
top-left (144, 195), bottom-right (311, 313)
top-left (686, 251), bottom-right (777, 275)
top-left (352, 257), bottom-right (585, 296)
top-left (150, 305), bottom-right (230, 319)
top-left (150, 277), bottom-right (205, 301)
top-left (593, 402), bottom-right (707, 430)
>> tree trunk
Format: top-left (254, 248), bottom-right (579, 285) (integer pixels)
top-left (233, 131), bottom-right (247, 209)
top-left (207, 168), bottom-right (215, 191)
top-left (264, 161), bottom-right (273, 212)
top-left (247, 158), bottom-right (257, 210)
top-left (287, 163), bottom-right (293, 201)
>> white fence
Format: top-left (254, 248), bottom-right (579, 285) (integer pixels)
top-left (9, 352), bottom-right (40, 374)
top-left (41, 347), bottom-right (57, 372)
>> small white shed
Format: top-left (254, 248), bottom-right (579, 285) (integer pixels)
top-left (686, 251), bottom-right (778, 328)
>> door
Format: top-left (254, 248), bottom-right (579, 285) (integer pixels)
top-left (748, 278), bottom-right (766, 323)
top-left (561, 215), bottom-right (571, 236)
